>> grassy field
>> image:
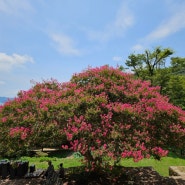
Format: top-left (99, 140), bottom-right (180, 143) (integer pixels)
top-left (119, 151), bottom-right (185, 176)
top-left (5, 150), bottom-right (185, 177)
top-left (20, 150), bottom-right (83, 170)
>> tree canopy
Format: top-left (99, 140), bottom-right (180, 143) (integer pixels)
top-left (125, 47), bottom-right (173, 80)
top-left (125, 47), bottom-right (185, 109)
top-left (0, 66), bottom-right (185, 170)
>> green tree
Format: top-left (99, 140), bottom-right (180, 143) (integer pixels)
top-left (125, 47), bottom-right (173, 83)
top-left (170, 57), bottom-right (185, 75)
top-left (165, 75), bottom-right (185, 110)
top-left (125, 48), bottom-right (185, 109)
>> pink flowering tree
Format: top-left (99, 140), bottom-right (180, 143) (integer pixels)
top-left (0, 65), bottom-right (185, 167)
top-left (61, 66), bottom-right (185, 170)
top-left (0, 79), bottom-right (67, 156)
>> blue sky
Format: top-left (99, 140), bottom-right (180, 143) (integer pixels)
top-left (0, 0), bottom-right (185, 97)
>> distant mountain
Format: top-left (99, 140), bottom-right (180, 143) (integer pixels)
top-left (0, 97), bottom-right (12, 105)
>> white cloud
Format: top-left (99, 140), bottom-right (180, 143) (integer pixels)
top-left (0, 80), bottom-right (5, 85)
top-left (51, 33), bottom-right (81, 56)
top-left (0, 0), bottom-right (33, 15)
top-left (131, 1), bottom-right (185, 52)
top-left (145, 11), bottom-right (185, 42)
top-left (0, 53), bottom-right (34, 71)
top-left (114, 3), bottom-right (134, 32)
top-left (112, 56), bottom-right (122, 62)
top-left (131, 44), bottom-right (145, 52)
top-left (88, 2), bottom-right (134, 42)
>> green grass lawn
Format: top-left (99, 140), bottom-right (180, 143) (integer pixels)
top-left (4, 150), bottom-right (185, 177)
top-left (20, 150), bottom-right (83, 170)
top-left (21, 156), bottom-right (82, 170)
top-left (119, 152), bottom-right (185, 176)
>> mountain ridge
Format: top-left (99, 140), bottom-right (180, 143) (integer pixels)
top-left (0, 97), bottom-right (12, 104)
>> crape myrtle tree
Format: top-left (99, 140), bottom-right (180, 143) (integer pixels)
top-left (0, 66), bottom-right (185, 170)
top-left (61, 66), bottom-right (185, 169)
top-left (0, 79), bottom-right (67, 157)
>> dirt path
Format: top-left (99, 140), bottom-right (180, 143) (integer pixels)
top-left (0, 178), bottom-right (44, 185)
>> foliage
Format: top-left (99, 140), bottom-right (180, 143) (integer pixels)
top-left (0, 66), bottom-right (185, 171)
top-left (0, 79), bottom-right (67, 157)
top-left (125, 46), bottom-right (173, 81)
top-left (171, 57), bottom-right (185, 75)
top-left (125, 47), bottom-right (185, 109)
top-left (61, 66), bottom-right (185, 170)
top-left (165, 75), bottom-right (185, 110)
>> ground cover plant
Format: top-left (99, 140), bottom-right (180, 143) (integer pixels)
top-left (0, 65), bottom-right (185, 175)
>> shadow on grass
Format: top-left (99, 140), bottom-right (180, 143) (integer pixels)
top-left (63, 166), bottom-right (183, 185)
top-left (167, 150), bottom-right (185, 159)
top-left (47, 150), bottom-right (73, 158)
top-left (29, 149), bottom-right (74, 159)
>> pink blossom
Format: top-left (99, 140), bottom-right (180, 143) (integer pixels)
top-left (61, 145), bottom-right (68, 149)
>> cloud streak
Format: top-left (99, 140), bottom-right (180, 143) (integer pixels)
top-left (132, 1), bottom-right (185, 52)
top-left (88, 2), bottom-right (134, 42)
top-left (145, 11), bottom-right (185, 42)
top-left (112, 56), bottom-right (122, 62)
top-left (51, 33), bottom-right (81, 56)
top-left (0, 53), bottom-right (34, 71)
top-left (0, 0), bottom-right (33, 15)
top-left (0, 80), bottom-right (5, 85)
